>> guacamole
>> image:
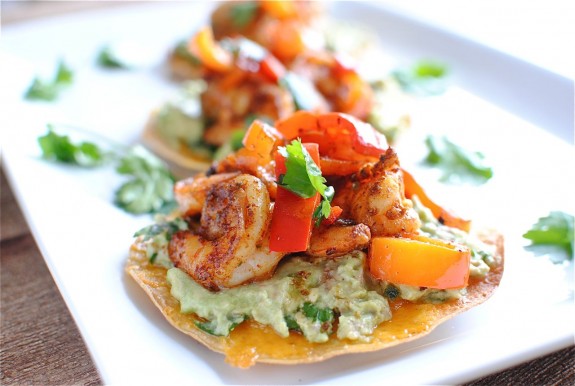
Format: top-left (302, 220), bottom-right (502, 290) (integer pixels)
top-left (167, 252), bottom-right (391, 343)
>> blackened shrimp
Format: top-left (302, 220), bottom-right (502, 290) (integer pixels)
top-left (174, 172), bottom-right (240, 217)
top-left (333, 148), bottom-right (421, 237)
top-left (169, 174), bottom-right (285, 290)
top-left (307, 222), bottom-right (371, 258)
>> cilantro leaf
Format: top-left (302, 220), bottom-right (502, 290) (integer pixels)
top-left (37, 127), bottom-right (176, 215)
top-left (523, 211), bottom-right (574, 261)
top-left (278, 140), bottom-right (335, 224)
top-left (115, 146), bottom-right (176, 214)
top-left (38, 126), bottom-right (106, 167)
top-left (96, 45), bottom-right (129, 69)
top-left (25, 60), bottom-right (74, 101)
top-left (392, 60), bottom-right (449, 96)
top-left (230, 1), bottom-right (258, 28)
top-left (423, 135), bottom-right (493, 184)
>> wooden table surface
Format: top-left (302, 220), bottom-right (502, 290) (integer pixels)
top-left (1, 2), bottom-right (573, 385)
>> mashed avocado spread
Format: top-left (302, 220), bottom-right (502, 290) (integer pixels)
top-left (167, 252), bottom-right (390, 343)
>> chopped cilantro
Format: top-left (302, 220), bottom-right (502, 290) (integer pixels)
top-left (24, 60), bottom-right (74, 101)
top-left (278, 139), bottom-right (334, 224)
top-left (523, 211), bottom-right (574, 261)
top-left (195, 315), bottom-right (246, 336)
top-left (230, 1), bottom-right (258, 28)
top-left (423, 135), bottom-right (493, 184)
top-left (302, 302), bottom-right (334, 323)
top-left (284, 315), bottom-right (302, 332)
top-left (38, 126), bottom-right (106, 167)
top-left (392, 60), bottom-right (449, 96)
top-left (115, 146), bottom-right (176, 214)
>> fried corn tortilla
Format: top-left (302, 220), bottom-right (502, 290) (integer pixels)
top-left (125, 228), bottom-right (503, 368)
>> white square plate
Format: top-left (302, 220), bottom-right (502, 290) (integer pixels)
top-left (1, 2), bottom-right (573, 384)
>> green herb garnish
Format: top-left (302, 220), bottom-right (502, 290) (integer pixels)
top-left (302, 302), bottom-right (334, 323)
top-left (523, 211), bottom-right (574, 261)
top-left (37, 126), bottom-right (175, 215)
top-left (284, 315), bottom-right (302, 332)
top-left (96, 45), bottom-right (128, 69)
top-left (38, 126), bottom-right (107, 167)
top-left (195, 315), bottom-right (246, 336)
top-left (278, 139), bottom-right (334, 224)
top-left (25, 60), bottom-right (74, 101)
top-left (115, 146), bottom-right (176, 214)
top-left (230, 1), bottom-right (258, 28)
top-left (424, 135), bottom-right (493, 184)
top-left (392, 60), bottom-right (449, 96)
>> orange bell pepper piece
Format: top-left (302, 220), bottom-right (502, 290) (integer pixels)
top-left (269, 143), bottom-right (321, 252)
top-left (267, 20), bottom-right (306, 61)
top-left (402, 169), bottom-right (471, 232)
top-left (188, 26), bottom-right (233, 72)
top-left (260, 0), bottom-right (298, 19)
top-left (242, 119), bottom-right (284, 164)
top-left (369, 236), bottom-right (471, 289)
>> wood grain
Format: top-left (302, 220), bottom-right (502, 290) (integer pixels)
top-left (1, 171), bottom-right (102, 385)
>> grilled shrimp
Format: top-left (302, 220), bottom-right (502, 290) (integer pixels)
top-left (174, 172), bottom-right (240, 216)
top-left (169, 174), bottom-right (285, 290)
top-left (307, 222), bottom-right (371, 258)
top-left (333, 148), bottom-right (421, 237)
top-left (289, 52), bottom-right (374, 120)
top-left (201, 75), bottom-right (295, 145)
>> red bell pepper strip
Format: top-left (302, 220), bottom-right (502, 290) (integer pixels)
top-left (275, 111), bottom-right (388, 161)
top-left (269, 143), bottom-right (321, 252)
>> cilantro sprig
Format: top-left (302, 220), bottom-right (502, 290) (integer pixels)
top-left (115, 146), bottom-right (175, 214)
top-left (523, 211), bottom-right (574, 261)
top-left (96, 45), bottom-right (129, 69)
top-left (37, 125), bottom-right (175, 215)
top-left (24, 60), bottom-right (74, 101)
top-left (38, 126), bottom-right (107, 167)
top-left (278, 139), bottom-right (334, 225)
top-left (424, 135), bottom-right (493, 185)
